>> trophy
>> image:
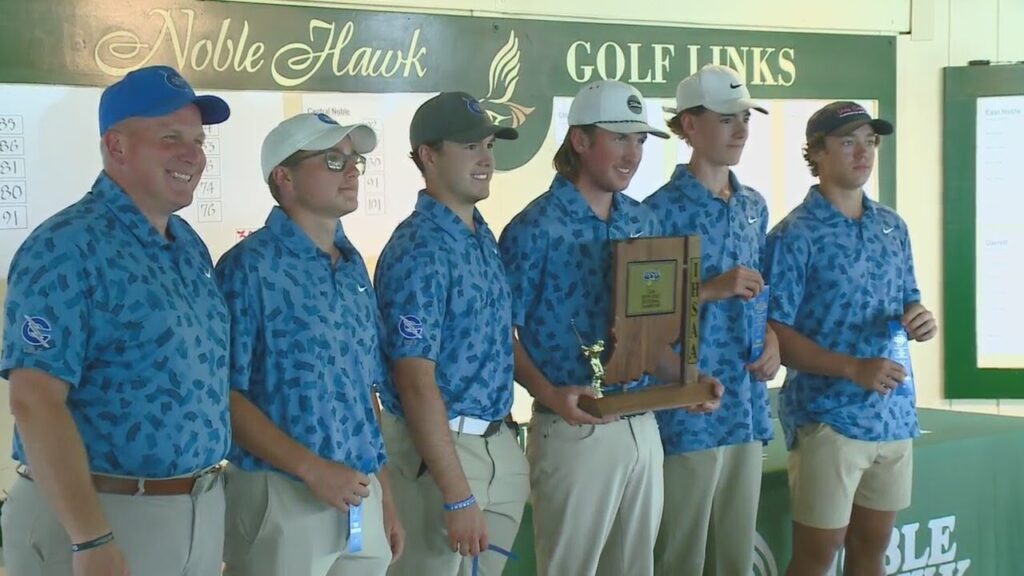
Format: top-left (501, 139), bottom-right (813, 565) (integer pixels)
top-left (575, 235), bottom-right (717, 418)
top-left (571, 320), bottom-right (606, 398)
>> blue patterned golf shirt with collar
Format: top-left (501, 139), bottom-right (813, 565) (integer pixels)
top-left (0, 172), bottom-right (230, 477)
top-left (643, 165), bottom-right (773, 455)
top-left (216, 207), bottom-right (387, 475)
top-left (499, 174), bottom-right (659, 392)
top-left (374, 191), bottom-right (513, 422)
top-left (765, 186), bottom-right (921, 449)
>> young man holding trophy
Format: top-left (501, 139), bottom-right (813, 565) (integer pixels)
top-left (500, 80), bottom-right (719, 576)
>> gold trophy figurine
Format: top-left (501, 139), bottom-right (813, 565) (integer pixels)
top-left (571, 320), bottom-right (606, 398)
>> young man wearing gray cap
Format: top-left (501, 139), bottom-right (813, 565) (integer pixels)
top-left (373, 92), bottom-right (528, 576)
top-left (216, 112), bottom-right (404, 576)
top-left (499, 80), bottom-right (712, 576)
top-left (765, 102), bottom-right (936, 575)
top-left (1, 65), bottom-right (230, 576)
top-left (644, 64), bottom-right (779, 576)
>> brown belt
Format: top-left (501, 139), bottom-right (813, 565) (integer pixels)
top-left (17, 464), bottom-right (224, 496)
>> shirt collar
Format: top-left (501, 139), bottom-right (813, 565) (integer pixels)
top-left (414, 190), bottom-right (490, 240)
top-left (266, 205), bottom-right (352, 261)
top-left (804, 185), bottom-right (879, 226)
top-left (550, 174), bottom-right (629, 223)
top-left (93, 171), bottom-right (183, 249)
top-left (668, 164), bottom-right (752, 204)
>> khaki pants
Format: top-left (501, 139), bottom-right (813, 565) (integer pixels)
top-left (223, 467), bottom-right (391, 576)
top-left (1, 473), bottom-right (224, 576)
top-left (381, 411), bottom-right (530, 576)
top-left (528, 412), bottom-right (664, 576)
top-left (789, 423), bottom-right (913, 529)
top-left (654, 441), bottom-right (763, 576)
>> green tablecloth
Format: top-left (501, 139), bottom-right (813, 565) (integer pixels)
top-left (504, 408), bottom-right (1024, 575)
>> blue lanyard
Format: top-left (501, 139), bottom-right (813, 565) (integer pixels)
top-left (471, 544), bottom-right (516, 576)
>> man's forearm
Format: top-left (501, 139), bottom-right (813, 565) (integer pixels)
top-left (229, 391), bottom-right (319, 479)
top-left (393, 358), bottom-right (472, 503)
top-left (10, 370), bottom-right (109, 543)
top-left (770, 321), bottom-right (858, 379)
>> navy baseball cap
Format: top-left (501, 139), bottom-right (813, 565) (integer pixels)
top-left (805, 101), bottom-right (893, 140)
top-left (99, 65), bottom-right (230, 135)
top-left (410, 92), bottom-right (518, 149)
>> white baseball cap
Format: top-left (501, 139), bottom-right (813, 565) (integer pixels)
top-left (261, 112), bottom-right (377, 182)
top-left (665, 65), bottom-right (768, 116)
top-left (568, 80), bottom-right (669, 139)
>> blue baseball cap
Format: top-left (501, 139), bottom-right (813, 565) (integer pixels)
top-left (99, 65), bottom-right (230, 135)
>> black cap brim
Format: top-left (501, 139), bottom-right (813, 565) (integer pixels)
top-left (834, 117), bottom-right (893, 137)
top-left (446, 124), bottom-right (519, 144)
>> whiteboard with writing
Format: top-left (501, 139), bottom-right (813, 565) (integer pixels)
top-left (0, 84), bottom-right (435, 275)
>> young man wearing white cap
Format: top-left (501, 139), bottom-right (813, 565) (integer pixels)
top-left (216, 112), bottom-right (404, 576)
top-left (766, 102), bottom-right (936, 576)
top-left (374, 92), bottom-right (528, 576)
top-left (643, 64), bottom-right (779, 576)
top-left (1, 65), bottom-right (230, 576)
top-left (499, 80), bottom-right (717, 576)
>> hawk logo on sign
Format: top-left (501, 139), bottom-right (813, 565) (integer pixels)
top-left (478, 31), bottom-right (535, 128)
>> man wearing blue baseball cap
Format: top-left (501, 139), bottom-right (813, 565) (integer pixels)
top-left (1, 65), bottom-right (231, 576)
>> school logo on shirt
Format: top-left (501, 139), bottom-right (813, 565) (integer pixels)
top-left (398, 315), bottom-right (424, 340)
top-left (21, 316), bottom-right (53, 349)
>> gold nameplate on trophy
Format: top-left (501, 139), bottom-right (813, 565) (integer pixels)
top-left (576, 236), bottom-right (718, 418)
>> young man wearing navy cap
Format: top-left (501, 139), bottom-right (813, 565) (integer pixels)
top-left (500, 79), bottom-right (721, 576)
top-left (765, 102), bottom-right (937, 576)
top-left (373, 92), bottom-right (529, 576)
top-left (644, 64), bottom-right (778, 576)
top-left (217, 112), bottom-right (404, 576)
top-left (1, 65), bottom-right (231, 576)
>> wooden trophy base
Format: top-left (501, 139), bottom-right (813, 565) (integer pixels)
top-left (577, 380), bottom-right (719, 419)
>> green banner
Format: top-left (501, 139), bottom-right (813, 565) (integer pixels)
top-left (0, 0), bottom-right (896, 184)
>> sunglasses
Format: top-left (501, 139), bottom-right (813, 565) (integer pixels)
top-left (285, 149), bottom-right (366, 175)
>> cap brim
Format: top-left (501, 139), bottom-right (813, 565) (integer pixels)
top-left (703, 98), bottom-right (768, 115)
top-left (447, 124), bottom-right (519, 144)
top-left (594, 121), bottom-right (671, 140)
top-left (300, 124), bottom-right (379, 154)
top-left (193, 95), bottom-right (231, 126)
top-left (664, 100), bottom-right (767, 116)
top-left (833, 118), bottom-right (894, 137)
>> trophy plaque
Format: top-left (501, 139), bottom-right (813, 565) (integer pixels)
top-left (576, 235), bottom-right (718, 418)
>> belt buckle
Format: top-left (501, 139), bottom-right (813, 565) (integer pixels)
top-left (482, 421), bottom-right (503, 438)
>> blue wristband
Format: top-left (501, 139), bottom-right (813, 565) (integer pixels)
top-left (71, 531), bottom-right (114, 553)
top-left (444, 494), bottom-right (477, 512)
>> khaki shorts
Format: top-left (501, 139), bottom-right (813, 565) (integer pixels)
top-left (788, 423), bottom-right (912, 529)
